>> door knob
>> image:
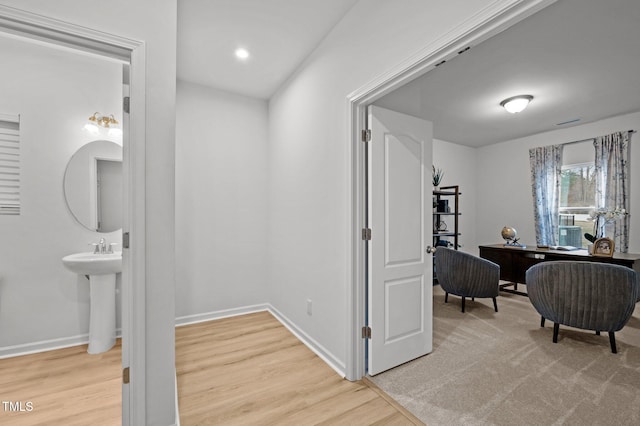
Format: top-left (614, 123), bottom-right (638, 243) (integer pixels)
top-left (426, 246), bottom-right (436, 254)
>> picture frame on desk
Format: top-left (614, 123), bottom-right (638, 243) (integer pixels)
top-left (592, 237), bottom-right (615, 257)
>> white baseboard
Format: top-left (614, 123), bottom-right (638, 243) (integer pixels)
top-left (0, 328), bottom-right (122, 359)
top-left (267, 305), bottom-right (346, 377)
top-left (175, 303), bottom-right (270, 327)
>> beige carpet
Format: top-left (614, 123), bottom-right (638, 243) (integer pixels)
top-left (369, 285), bottom-right (640, 426)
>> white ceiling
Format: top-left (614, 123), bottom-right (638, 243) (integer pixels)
top-left (177, 0), bottom-right (359, 99)
top-left (177, 0), bottom-right (640, 147)
top-left (375, 0), bottom-right (640, 147)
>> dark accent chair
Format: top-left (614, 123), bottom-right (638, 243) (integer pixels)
top-left (526, 261), bottom-right (639, 353)
top-left (435, 247), bottom-right (500, 313)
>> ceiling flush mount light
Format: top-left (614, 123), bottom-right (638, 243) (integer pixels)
top-left (234, 47), bottom-right (250, 60)
top-left (500, 95), bottom-right (533, 114)
top-left (83, 112), bottom-right (122, 137)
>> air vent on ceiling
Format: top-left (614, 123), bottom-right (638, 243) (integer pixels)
top-left (556, 118), bottom-right (581, 126)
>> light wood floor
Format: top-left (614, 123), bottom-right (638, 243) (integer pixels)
top-left (176, 311), bottom-right (422, 425)
top-left (0, 311), bottom-right (422, 425)
top-left (0, 341), bottom-right (121, 425)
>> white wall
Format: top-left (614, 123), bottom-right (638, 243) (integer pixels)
top-left (0, 1), bottom-right (177, 423)
top-left (268, 0), bottom-right (509, 369)
top-left (433, 139), bottom-right (478, 253)
top-left (0, 37), bottom-right (122, 349)
top-left (476, 111), bottom-right (640, 253)
top-left (175, 81), bottom-right (269, 317)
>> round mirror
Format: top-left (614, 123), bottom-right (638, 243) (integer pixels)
top-left (63, 140), bottom-right (122, 232)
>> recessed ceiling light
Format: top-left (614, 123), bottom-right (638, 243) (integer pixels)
top-left (235, 48), bottom-right (250, 60)
top-left (500, 95), bottom-right (533, 113)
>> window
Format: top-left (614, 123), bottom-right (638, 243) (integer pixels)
top-left (0, 114), bottom-right (20, 215)
top-left (559, 162), bottom-right (594, 247)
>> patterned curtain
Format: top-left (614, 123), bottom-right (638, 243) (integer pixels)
top-left (594, 131), bottom-right (631, 252)
top-left (529, 145), bottom-right (563, 246)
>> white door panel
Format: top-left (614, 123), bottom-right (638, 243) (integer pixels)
top-left (385, 134), bottom-right (423, 266)
top-left (385, 275), bottom-right (423, 341)
top-left (368, 105), bottom-right (433, 376)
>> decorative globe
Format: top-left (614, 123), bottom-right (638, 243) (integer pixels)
top-left (501, 226), bottom-right (517, 242)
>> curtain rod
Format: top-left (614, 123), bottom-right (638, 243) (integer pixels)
top-left (562, 129), bottom-right (636, 146)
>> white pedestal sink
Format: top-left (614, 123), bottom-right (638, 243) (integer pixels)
top-left (62, 251), bottom-right (122, 354)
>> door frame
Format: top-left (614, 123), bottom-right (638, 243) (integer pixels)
top-left (345, 0), bottom-right (556, 381)
top-left (0, 5), bottom-right (147, 425)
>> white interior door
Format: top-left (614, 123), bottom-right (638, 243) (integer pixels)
top-left (367, 105), bottom-right (433, 376)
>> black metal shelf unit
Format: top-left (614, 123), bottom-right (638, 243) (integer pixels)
top-left (433, 185), bottom-right (461, 250)
top-left (433, 185), bottom-right (461, 284)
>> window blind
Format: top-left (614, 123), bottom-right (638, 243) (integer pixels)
top-left (0, 115), bottom-right (20, 215)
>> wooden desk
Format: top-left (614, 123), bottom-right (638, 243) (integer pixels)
top-left (479, 244), bottom-right (640, 296)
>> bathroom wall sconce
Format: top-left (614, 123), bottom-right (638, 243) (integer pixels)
top-left (500, 95), bottom-right (533, 114)
top-left (83, 112), bottom-right (122, 137)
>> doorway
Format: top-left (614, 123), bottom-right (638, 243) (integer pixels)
top-left (0, 6), bottom-right (146, 425)
top-left (364, 105), bottom-right (434, 376)
top-left (346, 0), bottom-right (557, 381)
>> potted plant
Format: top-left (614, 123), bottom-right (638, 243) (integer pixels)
top-left (432, 165), bottom-right (444, 190)
top-left (584, 207), bottom-right (627, 252)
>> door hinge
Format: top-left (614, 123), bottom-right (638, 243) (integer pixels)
top-left (123, 232), bottom-right (130, 249)
top-left (123, 367), bottom-right (130, 384)
top-left (362, 326), bottom-right (372, 339)
top-left (362, 228), bottom-right (372, 240)
top-left (362, 129), bottom-right (371, 142)
top-left (123, 96), bottom-right (130, 114)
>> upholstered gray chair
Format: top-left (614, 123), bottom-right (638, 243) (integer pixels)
top-left (526, 261), bottom-right (639, 353)
top-left (435, 247), bottom-right (500, 313)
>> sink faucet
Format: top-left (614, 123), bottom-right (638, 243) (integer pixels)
top-left (91, 238), bottom-right (107, 254)
top-left (90, 238), bottom-right (117, 254)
